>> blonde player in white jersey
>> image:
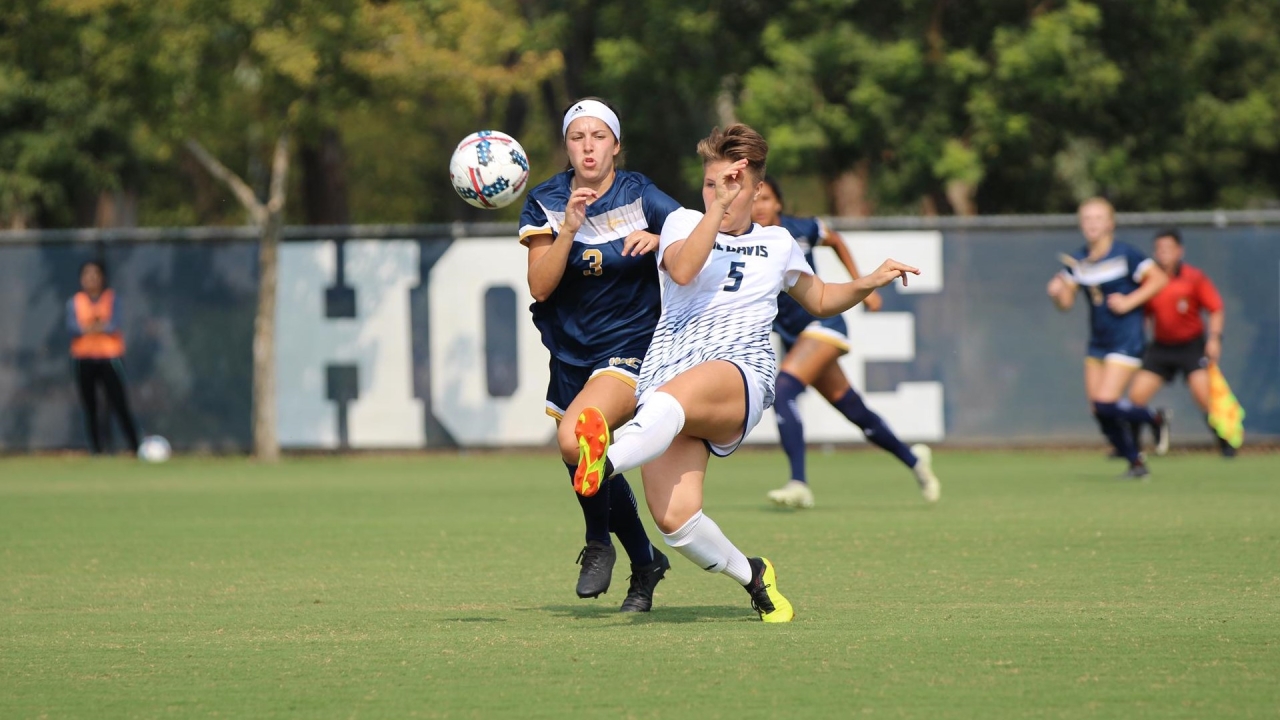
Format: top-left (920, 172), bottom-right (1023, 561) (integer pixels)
top-left (570, 124), bottom-right (920, 622)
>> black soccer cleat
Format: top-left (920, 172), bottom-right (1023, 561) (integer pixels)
top-left (619, 549), bottom-right (670, 613)
top-left (1121, 459), bottom-right (1151, 480)
top-left (575, 540), bottom-right (616, 598)
top-left (743, 557), bottom-right (794, 622)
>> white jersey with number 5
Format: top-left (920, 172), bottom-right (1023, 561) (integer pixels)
top-left (638, 207), bottom-right (814, 409)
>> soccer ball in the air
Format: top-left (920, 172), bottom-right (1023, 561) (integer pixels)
top-left (137, 435), bottom-right (171, 463)
top-left (449, 130), bottom-right (530, 209)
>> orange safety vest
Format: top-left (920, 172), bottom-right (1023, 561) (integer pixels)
top-left (70, 290), bottom-right (125, 359)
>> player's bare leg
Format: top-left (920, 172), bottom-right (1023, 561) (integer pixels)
top-left (641, 431), bottom-right (793, 622)
top-left (1087, 359), bottom-right (1152, 476)
top-left (1185, 368), bottom-right (1232, 456)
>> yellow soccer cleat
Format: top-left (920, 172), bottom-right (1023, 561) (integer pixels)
top-left (573, 406), bottom-right (611, 497)
top-left (744, 557), bottom-right (794, 623)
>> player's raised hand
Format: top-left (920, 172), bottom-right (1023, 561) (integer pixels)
top-left (714, 159), bottom-right (750, 208)
top-left (622, 230), bottom-right (660, 257)
top-left (562, 187), bottom-right (598, 234)
top-left (865, 259), bottom-right (921, 288)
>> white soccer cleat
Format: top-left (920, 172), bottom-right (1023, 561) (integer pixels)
top-left (766, 480), bottom-right (815, 509)
top-left (911, 444), bottom-right (941, 503)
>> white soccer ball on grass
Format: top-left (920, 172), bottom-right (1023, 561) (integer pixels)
top-left (137, 435), bottom-right (172, 463)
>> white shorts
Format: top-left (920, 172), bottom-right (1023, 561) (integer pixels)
top-left (637, 359), bottom-right (765, 458)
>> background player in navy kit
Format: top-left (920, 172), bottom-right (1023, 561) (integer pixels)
top-left (753, 178), bottom-right (939, 509)
top-left (519, 98), bottom-right (681, 611)
top-left (1047, 198), bottom-right (1168, 478)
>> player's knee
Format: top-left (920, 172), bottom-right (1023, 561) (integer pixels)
top-left (556, 424), bottom-right (579, 464)
top-left (654, 507), bottom-right (696, 536)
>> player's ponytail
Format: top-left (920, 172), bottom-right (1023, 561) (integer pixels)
top-left (696, 124), bottom-right (768, 181)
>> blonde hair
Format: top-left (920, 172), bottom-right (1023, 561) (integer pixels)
top-left (1078, 196), bottom-right (1115, 219)
top-left (696, 124), bottom-right (768, 180)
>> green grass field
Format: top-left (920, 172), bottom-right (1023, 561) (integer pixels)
top-left (2, 449), bottom-right (1277, 719)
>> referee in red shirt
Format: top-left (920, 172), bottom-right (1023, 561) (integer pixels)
top-left (1126, 228), bottom-right (1231, 456)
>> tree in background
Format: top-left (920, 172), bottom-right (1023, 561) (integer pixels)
top-left (154, 0), bottom-right (558, 459)
top-left (0, 0), bottom-right (162, 228)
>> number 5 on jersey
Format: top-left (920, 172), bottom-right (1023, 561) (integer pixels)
top-left (722, 261), bottom-right (745, 292)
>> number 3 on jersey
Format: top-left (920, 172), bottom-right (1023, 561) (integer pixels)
top-left (722, 261), bottom-right (745, 292)
top-left (582, 249), bottom-right (603, 276)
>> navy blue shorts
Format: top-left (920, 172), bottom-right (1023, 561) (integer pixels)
top-left (1086, 338), bottom-right (1145, 367)
top-left (545, 345), bottom-right (648, 420)
top-left (776, 313), bottom-right (850, 353)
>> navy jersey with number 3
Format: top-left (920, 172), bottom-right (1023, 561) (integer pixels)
top-left (519, 170), bottom-right (681, 366)
top-left (1061, 241), bottom-right (1154, 354)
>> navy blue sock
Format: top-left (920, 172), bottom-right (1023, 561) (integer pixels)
top-left (607, 475), bottom-right (655, 566)
top-left (1094, 403), bottom-right (1139, 463)
top-left (774, 372), bottom-right (808, 483)
top-left (832, 388), bottom-right (917, 469)
top-left (566, 462), bottom-right (610, 545)
top-left (1114, 399), bottom-right (1157, 426)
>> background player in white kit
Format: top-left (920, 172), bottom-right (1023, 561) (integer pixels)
top-left (570, 124), bottom-right (919, 622)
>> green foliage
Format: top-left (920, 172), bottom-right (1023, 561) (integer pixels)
top-left (0, 0), bottom-right (158, 226)
top-left (3, 0), bottom-right (1279, 224)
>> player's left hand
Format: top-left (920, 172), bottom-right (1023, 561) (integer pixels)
top-left (622, 230), bottom-right (660, 257)
top-left (865, 259), bottom-right (921, 289)
top-left (1105, 293), bottom-right (1133, 314)
top-left (863, 289), bottom-right (884, 312)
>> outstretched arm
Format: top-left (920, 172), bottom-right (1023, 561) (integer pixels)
top-left (1106, 265), bottom-right (1168, 315)
top-left (822, 228), bottom-right (882, 311)
top-left (787, 259), bottom-right (920, 318)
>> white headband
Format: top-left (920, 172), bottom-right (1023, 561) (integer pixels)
top-left (562, 100), bottom-right (621, 141)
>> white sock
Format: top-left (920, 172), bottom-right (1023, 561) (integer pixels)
top-left (661, 510), bottom-right (753, 585)
top-left (608, 391), bottom-right (686, 474)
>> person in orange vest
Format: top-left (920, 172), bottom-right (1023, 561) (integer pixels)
top-left (67, 260), bottom-right (140, 455)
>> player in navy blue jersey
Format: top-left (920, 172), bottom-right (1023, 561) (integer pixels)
top-left (519, 97), bottom-right (681, 611)
top-left (1047, 198), bottom-right (1169, 478)
top-left (753, 178), bottom-right (939, 509)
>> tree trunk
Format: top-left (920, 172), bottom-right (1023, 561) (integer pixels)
top-left (186, 132), bottom-right (289, 460)
top-left (94, 189), bottom-right (139, 228)
top-left (300, 127), bottom-right (350, 225)
top-left (252, 209), bottom-right (282, 462)
top-left (829, 159), bottom-right (874, 217)
top-left (945, 179), bottom-right (979, 216)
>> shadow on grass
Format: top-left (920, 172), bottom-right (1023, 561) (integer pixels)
top-left (437, 617), bottom-right (508, 623)
top-left (532, 604), bottom-right (754, 624)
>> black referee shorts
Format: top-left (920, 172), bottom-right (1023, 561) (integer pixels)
top-left (1141, 337), bottom-right (1208, 383)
